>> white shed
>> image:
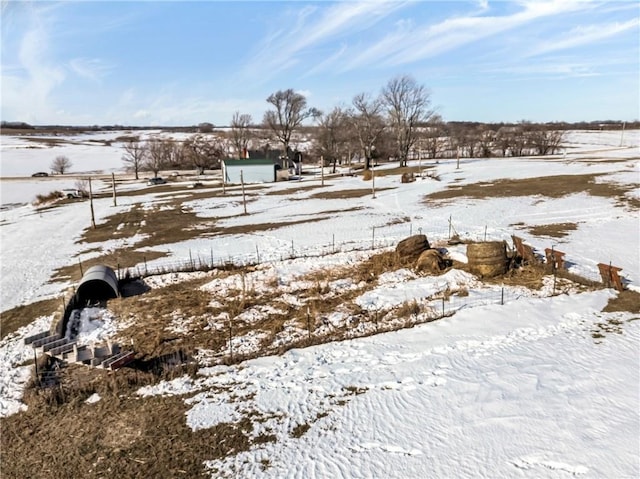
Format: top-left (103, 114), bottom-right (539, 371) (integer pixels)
top-left (222, 159), bottom-right (277, 184)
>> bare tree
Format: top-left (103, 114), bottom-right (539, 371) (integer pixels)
top-left (263, 89), bottom-right (320, 161)
top-left (314, 106), bottom-right (348, 169)
top-left (184, 134), bottom-right (226, 174)
top-left (528, 126), bottom-right (565, 155)
top-left (121, 139), bottom-right (147, 179)
top-left (477, 125), bottom-right (496, 158)
top-left (349, 92), bottom-right (386, 170)
top-left (382, 75), bottom-right (435, 167)
top-left (419, 115), bottom-right (446, 159)
top-left (230, 112), bottom-right (253, 158)
top-left (51, 155), bottom-right (72, 174)
top-left (144, 139), bottom-right (171, 177)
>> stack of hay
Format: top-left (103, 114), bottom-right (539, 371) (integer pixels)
top-left (466, 241), bottom-right (509, 278)
top-left (396, 234), bottom-right (447, 274)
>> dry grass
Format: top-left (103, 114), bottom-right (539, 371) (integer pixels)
top-left (1, 297), bottom-right (61, 339)
top-left (526, 222), bottom-right (579, 238)
top-left (310, 188), bottom-right (393, 199)
top-left (602, 290), bottom-right (640, 313)
top-left (1, 367), bottom-right (265, 478)
top-left (265, 184), bottom-right (328, 195)
top-left (426, 173), bottom-right (639, 209)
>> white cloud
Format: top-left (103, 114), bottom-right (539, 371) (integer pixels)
top-left (241, 1), bottom-right (408, 81)
top-left (69, 58), bottom-right (113, 82)
top-left (1, 9), bottom-right (66, 123)
top-left (528, 18), bottom-right (640, 56)
top-left (342, 0), bottom-right (590, 70)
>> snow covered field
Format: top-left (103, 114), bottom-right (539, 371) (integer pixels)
top-left (0, 130), bottom-right (638, 477)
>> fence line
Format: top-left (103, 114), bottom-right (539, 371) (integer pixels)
top-left (118, 223), bottom-right (511, 280)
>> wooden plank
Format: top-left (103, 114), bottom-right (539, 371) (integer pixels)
top-left (597, 263), bottom-right (624, 292)
top-left (103, 351), bottom-right (135, 370)
top-left (31, 334), bottom-right (61, 348)
top-left (24, 330), bottom-right (51, 345)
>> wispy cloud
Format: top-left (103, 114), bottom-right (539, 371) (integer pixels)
top-left (240, 0), bottom-right (408, 81)
top-left (528, 18), bottom-right (640, 56)
top-left (68, 58), bottom-right (113, 82)
top-left (1, 4), bottom-right (66, 122)
top-left (342, 0), bottom-right (589, 70)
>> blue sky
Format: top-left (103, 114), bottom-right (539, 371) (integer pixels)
top-left (1, 0), bottom-right (638, 126)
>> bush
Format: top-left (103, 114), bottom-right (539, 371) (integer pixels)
top-left (34, 191), bottom-right (63, 205)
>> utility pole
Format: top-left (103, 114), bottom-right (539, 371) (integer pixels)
top-left (111, 172), bottom-right (117, 207)
top-left (371, 166), bottom-right (376, 199)
top-left (88, 177), bottom-right (96, 229)
top-left (240, 170), bottom-right (247, 215)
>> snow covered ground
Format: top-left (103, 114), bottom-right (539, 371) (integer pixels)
top-left (0, 129), bottom-right (638, 477)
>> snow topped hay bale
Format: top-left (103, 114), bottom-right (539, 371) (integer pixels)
top-left (396, 234), bottom-right (430, 264)
top-left (467, 241), bottom-right (508, 278)
top-left (415, 249), bottom-right (446, 274)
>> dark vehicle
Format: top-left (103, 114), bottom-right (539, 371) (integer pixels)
top-left (31, 172), bottom-right (49, 177)
top-left (147, 177), bottom-right (167, 186)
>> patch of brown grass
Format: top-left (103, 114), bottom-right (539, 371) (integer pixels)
top-left (1, 381), bottom-right (262, 479)
top-left (209, 216), bottom-right (331, 236)
top-left (352, 251), bottom-right (403, 283)
top-left (425, 173), bottom-right (639, 209)
top-left (1, 297), bottom-right (61, 339)
top-left (602, 290), bottom-right (640, 313)
top-left (371, 165), bottom-right (436, 178)
top-left (310, 188), bottom-right (393, 199)
top-left (526, 222), bottom-right (579, 238)
top-left (265, 184), bottom-right (328, 195)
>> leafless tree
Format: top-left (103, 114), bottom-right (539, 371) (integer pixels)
top-left (528, 126), bottom-right (565, 155)
top-left (184, 134), bottom-right (226, 174)
top-left (263, 89), bottom-right (320, 160)
top-left (144, 139), bottom-right (171, 177)
top-left (477, 126), bottom-right (496, 158)
top-left (121, 139), bottom-right (147, 179)
top-left (230, 112), bottom-right (253, 158)
top-left (349, 92), bottom-right (386, 170)
top-left (418, 115), bottom-right (446, 159)
top-left (314, 106), bottom-right (349, 169)
top-left (382, 75), bottom-right (435, 167)
top-left (51, 155), bottom-right (72, 174)
top-left (496, 127), bottom-right (514, 157)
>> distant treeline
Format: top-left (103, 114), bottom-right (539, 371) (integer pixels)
top-left (2, 119), bottom-right (638, 134)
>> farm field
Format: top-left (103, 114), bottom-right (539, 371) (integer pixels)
top-left (0, 129), bottom-right (639, 478)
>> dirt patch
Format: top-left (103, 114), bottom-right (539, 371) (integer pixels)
top-left (425, 173), bottom-right (639, 209)
top-left (526, 222), bottom-right (579, 238)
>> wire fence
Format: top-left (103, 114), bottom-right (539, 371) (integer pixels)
top-left (117, 220), bottom-right (510, 281)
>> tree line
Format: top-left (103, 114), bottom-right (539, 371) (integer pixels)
top-left (43, 74), bottom-right (630, 177)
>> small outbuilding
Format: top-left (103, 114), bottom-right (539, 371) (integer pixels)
top-left (222, 159), bottom-right (277, 184)
top-left (76, 265), bottom-right (119, 304)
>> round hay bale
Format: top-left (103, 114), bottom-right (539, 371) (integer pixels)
top-left (415, 249), bottom-right (445, 274)
top-left (467, 241), bottom-right (508, 278)
top-left (396, 234), bottom-right (430, 264)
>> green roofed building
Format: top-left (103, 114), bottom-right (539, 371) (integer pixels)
top-left (221, 159), bottom-right (277, 184)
